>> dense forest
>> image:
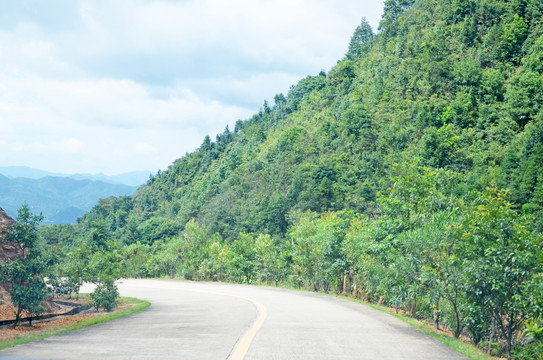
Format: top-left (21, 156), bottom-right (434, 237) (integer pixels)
top-left (3, 0), bottom-right (542, 358)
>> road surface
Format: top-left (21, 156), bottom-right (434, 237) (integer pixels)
top-left (0, 279), bottom-right (467, 359)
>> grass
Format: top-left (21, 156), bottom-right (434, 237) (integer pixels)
top-left (0, 296), bottom-right (150, 350)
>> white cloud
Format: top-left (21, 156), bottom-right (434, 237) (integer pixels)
top-left (67, 0), bottom-right (379, 75)
top-left (133, 142), bottom-right (156, 155)
top-left (0, 0), bottom-right (385, 174)
top-left (59, 138), bottom-right (85, 153)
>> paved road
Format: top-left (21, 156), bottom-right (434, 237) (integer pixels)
top-left (0, 279), bottom-right (467, 359)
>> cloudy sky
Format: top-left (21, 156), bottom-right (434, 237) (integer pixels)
top-left (0, 0), bottom-right (385, 175)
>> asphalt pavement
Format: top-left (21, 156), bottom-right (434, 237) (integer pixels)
top-left (0, 279), bottom-right (468, 359)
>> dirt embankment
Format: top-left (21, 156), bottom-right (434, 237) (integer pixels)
top-left (0, 207), bottom-right (19, 315)
top-left (0, 206), bottom-right (62, 325)
top-left (0, 207), bottom-right (20, 262)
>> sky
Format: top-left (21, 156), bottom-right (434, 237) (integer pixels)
top-left (0, 0), bottom-right (385, 175)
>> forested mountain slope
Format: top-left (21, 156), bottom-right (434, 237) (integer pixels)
top-left (0, 175), bottom-right (137, 224)
top-left (39, 1), bottom-right (543, 358)
top-left (78, 0), bottom-right (543, 242)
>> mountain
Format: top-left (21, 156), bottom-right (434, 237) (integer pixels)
top-left (67, 171), bottom-right (152, 187)
top-left (0, 166), bottom-right (64, 179)
top-left (0, 175), bottom-right (137, 224)
top-left (40, 1), bottom-right (543, 357)
top-left (0, 166), bottom-right (151, 187)
top-left (76, 0), bottom-right (543, 242)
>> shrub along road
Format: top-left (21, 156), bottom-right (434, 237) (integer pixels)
top-left (0, 279), bottom-right (467, 359)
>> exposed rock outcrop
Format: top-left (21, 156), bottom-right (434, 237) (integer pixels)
top-left (0, 207), bottom-right (22, 262)
top-left (0, 207), bottom-right (14, 235)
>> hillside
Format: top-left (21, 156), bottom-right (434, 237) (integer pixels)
top-left (0, 175), bottom-right (137, 224)
top-left (76, 0), bottom-right (543, 242)
top-left (41, 1), bottom-right (542, 358)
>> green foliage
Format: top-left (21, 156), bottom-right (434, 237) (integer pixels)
top-left (228, 233), bottom-right (257, 283)
top-left (498, 14), bottom-right (528, 63)
top-left (179, 219), bottom-right (211, 280)
top-left (420, 124), bottom-right (462, 169)
top-left (512, 339), bottom-right (543, 360)
top-left (90, 279), bottom-right (119, 312)
top-left (346, 18), bottom-right (374, 60)
top-left (254, 234), bottom-right (283, 285)
top-left (379, 0), bottom-right (415, 35)
top-left (136, 217), bottom-right (180, 245)
top-left (523, 320), bottom-right (543, 341)
top-left (459, 183), bottom-right (541, 358)
top-left (506, 70), bottom-right (543, 128)
top-left (289, 211), bottom-right (351, 292)
top-left (46, 275), bottom-right (74, 298)
top-left (0, 205), bottom-right (47, 327)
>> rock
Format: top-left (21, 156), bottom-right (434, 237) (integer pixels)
top-left (0, 207), bottom-right (22, 262)
top-left (0, 207), bottom-right (14, 236)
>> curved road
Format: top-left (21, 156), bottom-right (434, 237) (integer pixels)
top-left (1, 279), bottom-right (467, 359)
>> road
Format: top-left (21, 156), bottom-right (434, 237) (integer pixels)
top-left (0, 279), bottom-right (467, 359)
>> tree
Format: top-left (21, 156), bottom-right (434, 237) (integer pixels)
top-left (90, 278), bottom-right (119, 312)
top-left (289, 211), bottom-right (349, 292)
top-left (460, 184), bottom-right (542, 359)
top-left (78, 221), bottom-right (122, 310)
top-left (180, 219), bottom-right (211, 280)
top-left (346, 18), bottom-right (374, 60)
top-left (137, 217), bottom-right (180, 245)
top-left (197, 235), bottom-right (229, 281)
top-left (121, 242), bottom-right (153, 278)
top-left (378, 0), bottom-right (415, 34)
top-left (228, 233), bottom-right (257, 283)
top-left (62, 244), bottom-right (91, 299)
top-left (0, 205), bottom-right (47, 327)
top-left (254, 234), bottom-right (282, 285)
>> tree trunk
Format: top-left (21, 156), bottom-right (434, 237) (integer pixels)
top-left (433, 296), bottom-right (441, 330)
top-left (352, 284), bottom-right (358, 298)
top-left (505, 316), bottom-right (514, 360)
top-left (506, 329), bottom-right (512, 360)
top-left (434, 309), bottom-right (441, 330)
top-left (488, 316), bottom-right (497, 354)
top-left (409, 295), bottom-right (417, 318)
top-left (451, 300), bottom-right (461, 338)
top-left (13, 306), bottom-right (22, 328)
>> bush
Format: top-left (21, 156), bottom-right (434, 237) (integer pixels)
top-left (90, 281), bottom-right (119, 312)
top-left (512, 341), bottom-right (543, 360)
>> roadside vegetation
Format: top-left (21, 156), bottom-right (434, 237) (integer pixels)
top-left (2, 0), bottom-right (541, 359)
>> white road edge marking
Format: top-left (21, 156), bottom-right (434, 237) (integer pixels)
top-left (227, 295), bottom-right (268, 360)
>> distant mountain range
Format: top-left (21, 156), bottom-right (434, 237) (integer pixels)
top-left (0, 166), bottom-right (151, 187)
top-left (0, 167), bottom-right (150, 225)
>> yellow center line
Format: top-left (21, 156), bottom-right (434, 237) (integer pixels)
top-left (158, 283), bottom-right (268, 360)
top-left (227, 295), bottom-right (268, 360)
